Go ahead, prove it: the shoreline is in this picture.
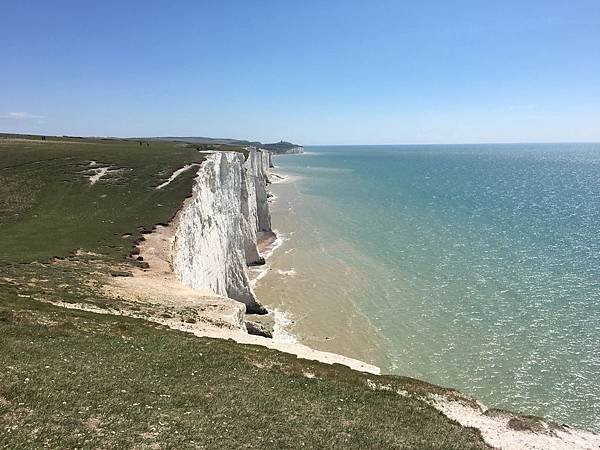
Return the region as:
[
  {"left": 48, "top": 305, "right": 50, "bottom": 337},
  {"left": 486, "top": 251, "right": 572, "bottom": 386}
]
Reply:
[
  {"left": 253, "top": 164, "right": 392, "bottom": 370},
  {"left": 101, "top": 152, "right": 381, "bottom": 375}
]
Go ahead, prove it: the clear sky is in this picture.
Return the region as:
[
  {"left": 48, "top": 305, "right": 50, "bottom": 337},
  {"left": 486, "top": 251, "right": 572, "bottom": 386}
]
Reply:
[{"left": 1, "top": 1, "right": 599, "bottom": 144}]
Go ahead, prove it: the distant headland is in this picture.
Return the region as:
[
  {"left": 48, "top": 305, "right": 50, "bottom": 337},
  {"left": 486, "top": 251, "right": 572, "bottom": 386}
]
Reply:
[{"left": 154, "top": 136, "right": 304, "bottom": 154}]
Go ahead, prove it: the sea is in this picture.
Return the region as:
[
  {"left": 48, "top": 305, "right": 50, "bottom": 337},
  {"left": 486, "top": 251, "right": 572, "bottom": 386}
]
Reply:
[{"left": 253, "top": 143, "right": 600, "bottom": 432}]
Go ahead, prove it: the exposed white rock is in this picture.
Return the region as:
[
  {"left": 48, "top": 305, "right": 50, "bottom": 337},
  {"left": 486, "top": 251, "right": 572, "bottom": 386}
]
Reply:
[
  {"left": 240, "top": 154, "right": 261, "bottom": 265},
  {"left": 427, "top": 394, "right": 600, "bottom": 450},
  {"left": 155, "top": 163, "right": 200, "bottom": 190},
  {"left": 263, "top": 145, "right": 304, "bottom": 155},
  {"left": 46, "top": 299, "right": 379, "bottom": 374},
  {"left": 282, "top": 146, "right": 304, "bottom": 154},
  {"left": 246, "top": 148, "right": 272, "bottom": 232},
  {"left": 171, "top": 151, "right": 271, "bottom": 314},
  {"left": 88, "top": 166, "right": 110, "bottom": 185}
]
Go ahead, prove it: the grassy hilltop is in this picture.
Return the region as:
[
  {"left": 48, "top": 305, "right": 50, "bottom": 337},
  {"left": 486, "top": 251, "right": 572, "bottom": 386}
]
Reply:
[
  {"left": 0, "top": 134, "right": 209, "bottom": 263},
  {"left": 0, "top": 135, "right": 490, "bottom": 449}
]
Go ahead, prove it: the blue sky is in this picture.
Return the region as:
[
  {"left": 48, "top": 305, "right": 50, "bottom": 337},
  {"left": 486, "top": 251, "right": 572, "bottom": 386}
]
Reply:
[{"left": 1, "top": 0, "right": 599, "bottom": 144}]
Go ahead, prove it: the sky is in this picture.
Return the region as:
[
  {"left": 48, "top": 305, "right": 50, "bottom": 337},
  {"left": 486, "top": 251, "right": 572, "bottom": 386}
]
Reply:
[{"left": 1, "top": 0, "right": 599, "bottom": 145}]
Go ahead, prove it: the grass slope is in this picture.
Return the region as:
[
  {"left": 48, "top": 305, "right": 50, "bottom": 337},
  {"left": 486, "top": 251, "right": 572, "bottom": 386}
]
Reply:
[
  {"left": 0, "top": 135, "right": 490, "bottom": 448},
  {"left": 0, "top": 135, "right": 211, "bottom": 263},
  {"left": 0, "top": 294, "right": 489, "bottom": 449}
]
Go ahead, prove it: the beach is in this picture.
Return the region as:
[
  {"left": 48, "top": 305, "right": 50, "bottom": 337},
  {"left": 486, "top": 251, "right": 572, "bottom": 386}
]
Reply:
[{"left": 252, "top": 164, "right": 391, "bottom": 370}]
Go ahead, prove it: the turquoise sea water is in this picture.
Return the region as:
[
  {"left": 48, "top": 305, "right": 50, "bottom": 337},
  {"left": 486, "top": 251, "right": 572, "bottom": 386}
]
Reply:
[{"left": 272, "top": 144, "right": 600, "bottom": 431}]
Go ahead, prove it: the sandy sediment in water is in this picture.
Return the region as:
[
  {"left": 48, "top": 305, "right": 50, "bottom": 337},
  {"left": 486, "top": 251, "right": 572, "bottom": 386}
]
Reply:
[
  {"left": 257, "top": 230, "right": 277, "bottom": 253},
  {"left": 252, "top": 170, "right": 392, "bottom": 369}
]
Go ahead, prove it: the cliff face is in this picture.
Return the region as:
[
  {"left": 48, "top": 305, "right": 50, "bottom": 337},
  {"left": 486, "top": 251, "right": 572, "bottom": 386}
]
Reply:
[
  {"left": 246, "top": 148, "right": 272, "bottom": 231},
  {"left": 279, "top": 146, "right": 304, "bottom": 154},
  {"left": 263, "top": 146, "right": 304, "bottom": 155},
  {"left": 171, "top": 149, "right": 271, "bottom": 314}
]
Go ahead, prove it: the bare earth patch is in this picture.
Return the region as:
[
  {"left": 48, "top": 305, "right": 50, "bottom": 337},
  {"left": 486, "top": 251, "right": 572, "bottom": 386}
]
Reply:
[
  {"left": 155, "top": 164, "right": 200, "bottom": 190},
  {"left": 427, "top": 393, "right": 600, "bottom": 450}
]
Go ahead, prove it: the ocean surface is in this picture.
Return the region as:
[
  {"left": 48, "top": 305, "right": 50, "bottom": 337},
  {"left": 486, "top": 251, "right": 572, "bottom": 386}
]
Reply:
[{"left": 254, "top": 143, "right": 600, "bottom": 432}]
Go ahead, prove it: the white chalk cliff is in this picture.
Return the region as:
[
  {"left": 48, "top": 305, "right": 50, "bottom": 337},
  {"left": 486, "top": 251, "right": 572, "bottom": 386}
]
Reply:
[
  {"left": 247, "top": 148, "right": 272, "bottom": 232},
  {"left": 281, "top": 145, "right": 304, "bottom": 154},
  {"left": 171, "top": 149, "right": 271, "bottom": 314}
]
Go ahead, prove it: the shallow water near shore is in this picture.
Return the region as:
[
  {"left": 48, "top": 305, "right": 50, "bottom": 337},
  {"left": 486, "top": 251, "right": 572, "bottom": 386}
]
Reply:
[
  {"left": 253, "top": 173, "right": 391, "bottom": 368},
  {"left": 255, "top": 143, "right": 600, "bottom": 432}
]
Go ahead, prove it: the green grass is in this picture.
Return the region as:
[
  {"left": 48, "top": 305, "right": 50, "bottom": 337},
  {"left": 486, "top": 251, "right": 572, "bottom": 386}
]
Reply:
[
  {"left": 0, "top": 292, "right": 489, "bottom": 449},
  {"left": 0, "top": 135, "right": 212, "bottom": 263},
  {"left": 0, "top": 135, "right": 491, "bottom": 448}
]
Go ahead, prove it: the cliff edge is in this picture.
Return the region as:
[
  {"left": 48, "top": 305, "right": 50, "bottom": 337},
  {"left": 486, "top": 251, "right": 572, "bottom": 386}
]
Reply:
[{"left": 172, "top": 150, "right": 269, "bottom": 314}]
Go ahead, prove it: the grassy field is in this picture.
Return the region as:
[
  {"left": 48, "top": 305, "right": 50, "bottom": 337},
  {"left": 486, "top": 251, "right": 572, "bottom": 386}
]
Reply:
[
  {"left": 0, "top": 135, "right": 490, "bottom": 448},
  {"left": 0, "top": 134, "right": 213, "bottom": 263},
  {"left": 0, "top": 292, "right": 489, "bottom": 449}
]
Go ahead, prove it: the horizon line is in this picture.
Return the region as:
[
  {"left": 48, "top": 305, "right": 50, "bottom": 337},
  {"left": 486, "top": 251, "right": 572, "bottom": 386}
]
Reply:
[{"left": 2, "top": 131, "right": 599, "bottom": 147}]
